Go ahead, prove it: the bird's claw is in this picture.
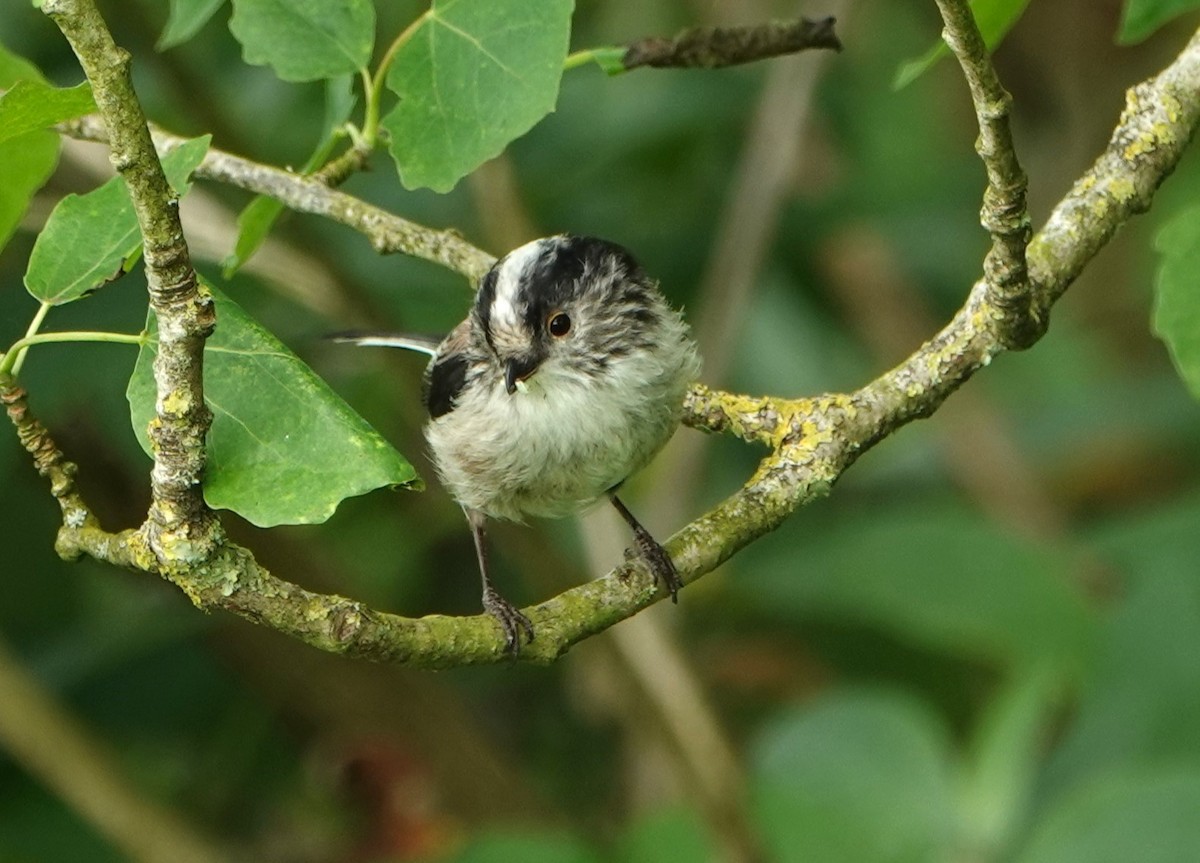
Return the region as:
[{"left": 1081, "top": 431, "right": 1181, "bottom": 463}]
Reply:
[
  {"left": 634, "top": 535, "right": 681, "bottom": 603},
  {"left": 483, "top": 588, "right": 534, "bottom": 655}
]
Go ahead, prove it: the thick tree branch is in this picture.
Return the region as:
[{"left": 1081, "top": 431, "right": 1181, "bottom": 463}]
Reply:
[
  {"left": 936, "top": 0, "right": 1035, "bottom": 348},
  {"left": 42, "top": 0, "right": 219, "bottom": 563},
  {"left": 23, "top": 22, "right": 1200, "bottom": 665}
]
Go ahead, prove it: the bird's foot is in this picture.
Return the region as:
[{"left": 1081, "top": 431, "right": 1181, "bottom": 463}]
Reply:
[
  {"left": 631, "top": 533, "right": 682, "bottom": 604},
  {"left": 483, "top": 587, "right": 534, "bottom": 655}
]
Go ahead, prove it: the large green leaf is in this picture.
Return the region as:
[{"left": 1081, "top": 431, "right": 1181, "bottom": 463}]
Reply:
[
  {"left": 751, "top": 689, "right": 957, "bottom": 863},
  {"left": 0, "top": 130, "right": 58, "bottom": 254},
  {"left": 127, "top": 285, "right": 419, "bottom": 527},
  {"left": 1016, "top": 770, "right": 1200, "bottom": 863},
  {"left": 894, "top": 0, "right": 1033, "bottom": 89},
  {"left": 1118, "top": 0, "right": 1200, "bottom": 44},
  {"left": 23, "top": 136, "right": 210, "bottom": 306},
  {"left": 228, "top": 0, "right": 374, "bottom": 82},
  {"left": 1045, "top": 495, "right": 1200, "bottom": 793},
  {"left": 729, "top": 505, "right": 1094, "bottom": 672},
  {"left": 382, "top": 0, "right": 574, "bottom": 192},
  {"left": 158, "top": 0, "right": 228, "bottom": 50},
  {"left": 0, "top": 43, "right": 61, "bottom": 253},
  {"left": 0, "top": 80, "right": 94, "bottom": 145},
  {"left": 959, "top": 667, "right": 1062, "bottom": 856},
  {"left": 1152, "top": 205, "right": 1200, "bottom": 399},
  {"left": 449, "top": 832, "right": 601, "bottom": 863},
  {"left": 614, "top": 806, "right": 714, "bottom": 863}
]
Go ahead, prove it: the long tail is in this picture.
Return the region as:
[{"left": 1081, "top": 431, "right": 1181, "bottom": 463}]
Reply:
[{"left": 326, "top": 330, "right": 441, "bottom": 357}]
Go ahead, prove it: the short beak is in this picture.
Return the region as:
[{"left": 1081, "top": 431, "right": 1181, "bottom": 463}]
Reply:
[{"left": 504, "top": 355, "right": 540, "bottom": 394}]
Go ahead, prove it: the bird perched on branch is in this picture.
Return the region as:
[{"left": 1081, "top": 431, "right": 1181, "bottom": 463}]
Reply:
[{"left": 335, "top": 235, "right": 701, "bottom": 653}]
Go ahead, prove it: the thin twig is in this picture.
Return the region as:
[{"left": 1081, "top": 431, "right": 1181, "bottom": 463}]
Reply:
[
  {"left": 936, "top": 0, "right": 1035, "bottom": 348},
  {"left": 622, "top": 16, "right": 842, "bottom": 70},
  {"left": 58, "top": 115, "right": 497, "bottom": 284}
]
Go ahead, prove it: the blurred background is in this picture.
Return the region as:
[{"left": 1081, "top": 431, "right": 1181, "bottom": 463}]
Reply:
[{"left": 3, "top": 0, "right": 1200, "bottom": 861}]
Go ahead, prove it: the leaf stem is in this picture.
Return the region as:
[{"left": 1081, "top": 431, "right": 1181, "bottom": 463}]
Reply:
[
  {"left": 1, "top": 330, "right": 146, "bottom": 375},
  {"left": 563, "top": 46, "right": 621, "bottom": 71},
  {"left": 8, "top": 302, "right": 53, "bottom": 377},
  {"left": 362, "top": 11, "right": 428, "bottom": 146}
]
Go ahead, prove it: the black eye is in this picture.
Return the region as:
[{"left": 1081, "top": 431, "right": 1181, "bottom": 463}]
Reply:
[{"left": 548, "top": 312, "right": 571, "bottom": 337}]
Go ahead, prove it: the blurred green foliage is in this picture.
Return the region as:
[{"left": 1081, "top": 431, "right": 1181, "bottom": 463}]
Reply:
[{"left": 3, "top": 1, "right": 1200, "bottom": 861}]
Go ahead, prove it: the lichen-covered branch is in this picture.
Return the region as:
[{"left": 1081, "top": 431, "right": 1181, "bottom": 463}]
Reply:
[
  {"left": 622, "top": 16, "right": 842, "bottom": 70},
  {"left": 42, "top": 0, "right": 218, "bottom": 563},
  {"left": 935, "top": 0, "right": 1035, "bottom": 348},
  {"left": 23, "top": 18, "right": 1200, "bottom": 665}
]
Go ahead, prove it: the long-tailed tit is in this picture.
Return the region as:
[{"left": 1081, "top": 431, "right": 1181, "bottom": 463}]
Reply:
[{"left": 335, "top": 235, "right": 701, "bottom": 652}]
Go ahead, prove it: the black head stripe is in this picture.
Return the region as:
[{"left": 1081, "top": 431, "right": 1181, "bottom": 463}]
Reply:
[
  {"left": 474, "top": 267, "right": 499, "bottom": 349},
  {"left": 519, "top": 236, "right": 646, "bottom": 332},
  {"left": 424, "top": 352, "right": 469, "bottom": 418}
]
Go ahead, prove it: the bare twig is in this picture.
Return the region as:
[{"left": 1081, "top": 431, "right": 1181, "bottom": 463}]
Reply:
[{"left": 623, "top": 16, "right": 842, "bottom": 70}]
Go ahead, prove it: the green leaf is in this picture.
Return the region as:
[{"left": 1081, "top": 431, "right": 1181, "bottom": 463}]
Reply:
[
  {"left": 1016, "top": 770, "right": 1200, "bottom": 863},
  {"left": 730, "top": 505, "right": 1094, "bottom": 672},
  {"left": 0, "top": 130, "right": 58, "bottom": 253},
  {"left": 1118, "top": 0, "right": 1200, "bottom": 43},
  {"left": 127, "top": 285, "right": 419, "bottom": 527},
  {"left": 23, "top": 136, "right": 210, "bottom": 306},
  {"left": 615, "top": 806, "right": 714, "bottom": 863},
  {"left": 382, "top": 0, "right": 574, "bottom": 192},
  {"left": 751, "top": 689, "right": 956, "bottom": 863},
  {"left": 893, "top": 0, "right": 1032, "bottom": 90},
  {"left": 0, "top": 41, "right": 45, "bottom": 87},
  {"left": 0, "top": 44, "right": 61, "bottom": 253},
  {"left": 158, "top": 0, "right": 228, "bottom": 50},
  {"left": 960, "top": 666, "right": 1062, "bottom": 856},
  {"left": 449, "top": 832, "right": 601, "bottom": 863},
  {"left": 222, "top": 76, "right": 355, "bottom": 277},
  {"left": 0, "top": 80, "right": 95, "bottom": 145},
  {"left": 228, "top": 0, "right": 374, "bottom": 82},
  {"left": 1046, "top": 495, "right": 1200, "bottom": 792},
  {"left": 1152, "top": 205, "right": 1200, "bottom": 399},
  {"left": 221, "top": 195, "right": 286, "bottom": 278}
]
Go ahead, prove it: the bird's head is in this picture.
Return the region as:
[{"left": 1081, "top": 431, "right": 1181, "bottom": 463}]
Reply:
[{"left": 472, "top": 235, "right": 663, "bottom": 395}]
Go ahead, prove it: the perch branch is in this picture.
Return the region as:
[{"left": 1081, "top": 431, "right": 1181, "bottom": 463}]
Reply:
[{"left": 24, "top": 21, "right": 1200, "bottom": 664}]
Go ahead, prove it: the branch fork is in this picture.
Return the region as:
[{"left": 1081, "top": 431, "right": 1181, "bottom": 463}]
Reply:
[{"left": 10, "top": 0, "right": 1200, "bottom": 664}]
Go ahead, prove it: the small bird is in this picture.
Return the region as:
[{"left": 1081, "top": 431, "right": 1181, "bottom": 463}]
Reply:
[{"left": 335, "top": 235, "right": 701, "bottom": 652}]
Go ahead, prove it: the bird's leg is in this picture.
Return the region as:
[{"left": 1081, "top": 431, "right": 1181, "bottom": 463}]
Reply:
[
  {"left": 608, "top": 493, "right": 681, "bottom": 603},
  {"left": 466, "top": 508, "right": 534, "bottom": 654}
]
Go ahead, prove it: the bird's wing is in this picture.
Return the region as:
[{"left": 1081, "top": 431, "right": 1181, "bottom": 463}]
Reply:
[{"left": 326, "top": 330, "right": 442, "bottom": 357}]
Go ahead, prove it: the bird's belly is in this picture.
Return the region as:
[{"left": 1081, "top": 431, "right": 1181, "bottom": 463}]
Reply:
[{"left": 426, "top": 379, "right": 680, "bottom": 522}]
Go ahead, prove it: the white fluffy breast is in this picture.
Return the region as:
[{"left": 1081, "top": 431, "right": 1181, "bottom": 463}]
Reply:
[{"left": 426, "top": 311, "right": 698, "bottom": 522}]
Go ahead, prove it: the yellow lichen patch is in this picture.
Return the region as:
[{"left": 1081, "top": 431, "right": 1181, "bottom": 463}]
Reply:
[
  {"left": 161, "top": 388, "right": 191, "bottom": 415},
  {"left": 1108, "top": 176, "right": 1137, "bottom": 203},
  {"left": 1163, "top": 91, "right": 1183, "bottom": 124},
  {"left": 1124, "top": 135, "right": 1156, "bottom": 160},
  {"left": 305, "top": 599, "right": 331, "bottom": 622}
]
